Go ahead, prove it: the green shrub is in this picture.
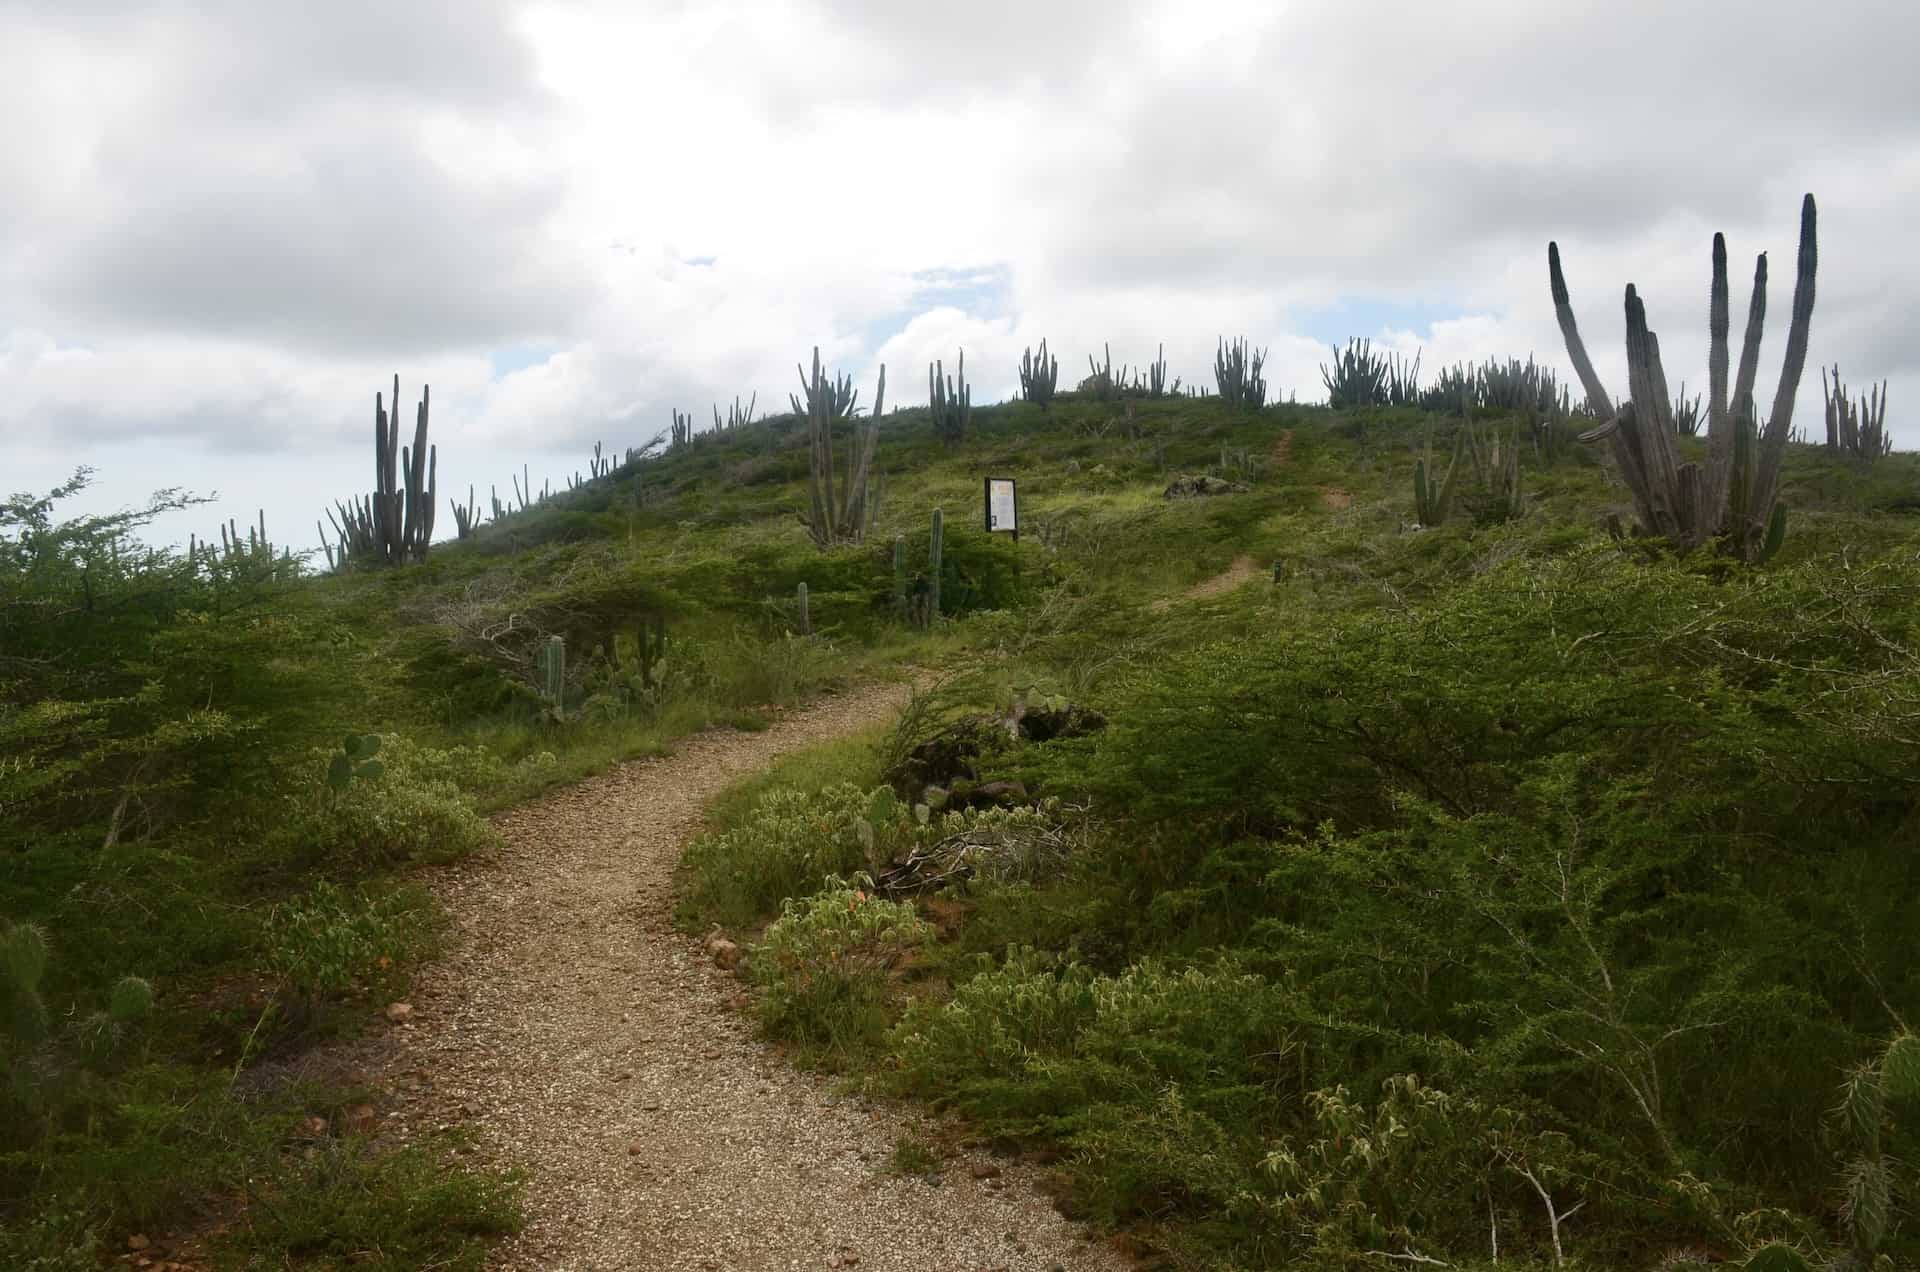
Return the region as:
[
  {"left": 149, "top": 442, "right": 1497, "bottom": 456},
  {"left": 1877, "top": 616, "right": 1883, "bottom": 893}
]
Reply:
[
  {"left": 712, "top": 629, "right": 842, "bottom": 708},
  {"left": 679, "top": 783, "right": 907, "bottom": 927},
  {"left": 681, "top": 781, "right": 1079, "bottom": 930},
  {"left": 265, "top": 880, "right": 436, "bottom": 1002},
  {"left": 277, "top": 733, "right": 502, "bottom": 868},
  {"left": 218, "top": 1136, "right": 522, "bottom": 1270},
  {"left": 751, "top": 880, "right": 932, "bottom": 1056},
  {"left": 0, "top": 1193, "right": 103, "bottom": 1270}
]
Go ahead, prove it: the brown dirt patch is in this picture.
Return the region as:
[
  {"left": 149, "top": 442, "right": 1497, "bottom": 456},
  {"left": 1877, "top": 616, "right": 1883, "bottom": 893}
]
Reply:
[
  {"left": 1270, "top": 428, "right": 1295, "bottom": 468},
  {"left": 1151, "top": 554, "right": 1262, "bottom": 611}
]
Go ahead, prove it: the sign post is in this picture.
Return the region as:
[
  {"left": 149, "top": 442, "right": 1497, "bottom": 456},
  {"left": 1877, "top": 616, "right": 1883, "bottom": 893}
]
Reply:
[{"left": 984, "top": 477, "right": 1018, "bottom": 542}]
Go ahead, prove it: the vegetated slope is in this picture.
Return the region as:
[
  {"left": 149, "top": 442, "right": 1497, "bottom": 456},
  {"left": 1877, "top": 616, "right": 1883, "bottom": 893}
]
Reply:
[{"left": 5, "top": 385, "right": 1919, "bottom": 1268}]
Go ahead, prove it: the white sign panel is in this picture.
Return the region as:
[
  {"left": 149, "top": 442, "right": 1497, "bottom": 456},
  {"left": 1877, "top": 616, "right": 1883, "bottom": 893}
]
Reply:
[{"left": 985, "top": 477, "right": 1018, "bottom": 535}]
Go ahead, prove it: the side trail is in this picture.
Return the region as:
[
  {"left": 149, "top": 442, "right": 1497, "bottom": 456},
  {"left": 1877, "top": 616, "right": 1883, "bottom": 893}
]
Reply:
[{"left": 366, "top": 681, "right": 1131, "bottom": 1271}]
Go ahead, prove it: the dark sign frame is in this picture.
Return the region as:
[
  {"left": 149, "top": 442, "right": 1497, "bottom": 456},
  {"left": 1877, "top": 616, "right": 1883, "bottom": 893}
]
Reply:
[{"left": 984, "top": 476, "right": 1018, "bottom": 540}]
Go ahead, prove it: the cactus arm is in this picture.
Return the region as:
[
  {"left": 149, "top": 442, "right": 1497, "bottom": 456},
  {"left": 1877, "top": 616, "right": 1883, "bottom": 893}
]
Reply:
[
  {"left": 1764, "top": 198, "right": 1819, "bottom": 443},
  {"left": 1547, "top": 243, "right": 1615, "bottom": 418},
  {"left": 1729, "top": 251, "right": 1768, "bottom": 428},
  {"left": 1618, "top": 290, "right": 1675, "bottom": 538},
  {"left": 841, "top": 364, "right": 885, "bottom": 540}
]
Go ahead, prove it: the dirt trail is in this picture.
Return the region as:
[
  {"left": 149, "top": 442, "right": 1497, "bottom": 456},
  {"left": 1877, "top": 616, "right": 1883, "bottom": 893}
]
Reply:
[
  {"left": 1151, "top": 554, "right": 1262, "bottom": 611},
  {"left": 369, "top": 682, "right": 1130, "bottom": 1271}
]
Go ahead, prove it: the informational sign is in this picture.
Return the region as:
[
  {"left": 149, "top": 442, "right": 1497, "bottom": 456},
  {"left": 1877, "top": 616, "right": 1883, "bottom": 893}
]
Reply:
[{"left": 985, "top": 477, "right": 1018, "bottom": 539}]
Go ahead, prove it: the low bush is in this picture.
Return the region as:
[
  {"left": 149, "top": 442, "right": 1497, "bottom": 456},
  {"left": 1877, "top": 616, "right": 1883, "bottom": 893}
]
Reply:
[
  {"left": 751, "top": 881, "right": 932, "bottom": 1057},
  {"left": 265, "top": 880, "right": 436, "bottom": 1004},
  {"left": 274, "top": 733, "right": 503, "bottom": 870},
  {"left": 217, "top": 1135, "right": 523, "bottom": 1270},
  {"left": 679, "top": 783, "right": 902, "bottom": 928}
]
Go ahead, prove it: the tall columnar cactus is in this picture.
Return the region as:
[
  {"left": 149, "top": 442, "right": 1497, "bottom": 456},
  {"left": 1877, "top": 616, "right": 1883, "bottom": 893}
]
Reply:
[
  {"left": 1214, "top": 337, "right": 1268, "bottom": 410},
  {"left": 713, "top": 392, "right": 757, "bottom": 433},
  {"left": 927, "top": 507, "right": 944, "bottom": 622},
  {"left": 1549, "top": 194, "right": 1816, "bottom": 561},
  {"left": 671, "top": 409, "right": 692, "bottom": 449},
  {"left": 796, "top": 582, "right": 811, "bottom": 635},
  {"left": 893, "top": 533, "right": 907, "bottom": 620},
  {"left": 451, "top": 486, "right": 479, "bottom": 539},
  {"left": 326, "top": 377, "right": 436, "bottom": 568},
  {"left": 1466, "top": 421, "right": 1526, "bottom": 523},
  {"left": 1147, "top": 343, "right": 1172, "bottom": 397},
  {"left": 1413, "top": 424, "right": 1467, "bottom": 527},
  {"left": 930, "top": 350, "right": 970, "bottom": 444},
  {"left": 1321, "top": 338, "right": 1393, "bottom": 409},
  {"left": 799, "top": 348, "right": 885, "bottom": 546},
  {"left": 1823, "top": 364, "right": 1891, "bottom": 460},
  {"left": 1020, "top": 340, "right": 1058, "bottom": 408},
  {"left": 538, "top": 635, "right": 566, "bottom": 708},
  {"left": 628, "top": 613, "right": 668, "bottom": 690},
  {"left": 590, "top": 441, "right": 611, "bottom": 479},
  {"left": 1085, "top": 343, "right": 1118, "bottom": 400}
]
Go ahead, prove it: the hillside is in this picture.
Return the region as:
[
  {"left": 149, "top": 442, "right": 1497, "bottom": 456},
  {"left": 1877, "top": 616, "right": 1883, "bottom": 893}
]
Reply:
[{"left": 6, "top": 373, "right": 1920, "bottom": 1269}]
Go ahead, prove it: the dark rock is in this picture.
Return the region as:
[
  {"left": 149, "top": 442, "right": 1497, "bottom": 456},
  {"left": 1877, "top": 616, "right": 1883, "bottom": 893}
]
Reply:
[
  {"left": 1164, "top": 474, "right": 1249, "bottom": 499},
  {"left": 953, "top": 779, "right": 1029, "bottom": 810},
  {"left": 1014, "top": 704, "right": 1105, "bottom": 744}
]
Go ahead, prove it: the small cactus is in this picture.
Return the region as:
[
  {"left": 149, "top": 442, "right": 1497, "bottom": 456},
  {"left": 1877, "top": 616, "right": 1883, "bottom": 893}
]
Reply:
[
  {"left": 2, "top": 921, "right": 51, "bottom": 1049},
  {"left": 796, "top": 582, "right": 811, "bottom": 635},
  {"left": 326, "top": 734, "right": 384, "bottom": 794},
  {"left": 927, "top": 508, "right": 944, "bottom": 623},
  {"left": 893, "top": 534, "right": 908, "bottom": 621},
  {"left": 538, "top": 635, "right": 566, "bottom": 710}
]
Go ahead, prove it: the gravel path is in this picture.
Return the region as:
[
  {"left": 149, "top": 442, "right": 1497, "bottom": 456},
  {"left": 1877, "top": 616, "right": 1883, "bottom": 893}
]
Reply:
[{"left": 371, "top": 682, "right": 1132, "bottom": 1271}]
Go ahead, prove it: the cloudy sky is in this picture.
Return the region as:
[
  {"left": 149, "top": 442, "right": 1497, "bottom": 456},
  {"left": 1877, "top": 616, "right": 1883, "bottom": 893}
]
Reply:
[{"left": 4, "top": 0, "right": 1916, "bottom": 550}]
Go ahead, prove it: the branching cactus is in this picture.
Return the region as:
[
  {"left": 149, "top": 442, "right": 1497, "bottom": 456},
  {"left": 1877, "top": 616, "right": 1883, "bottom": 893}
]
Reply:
[
  {"left": 927, "top": 508, "right": 944, "bottom": 623},
  {"left": 1147, "top": 343, "right": 1174, "bottom": 398},
  {"left": 1549, "top": 194, "right": 1816, "bottom": 560},
  {"left": 1214, "top": 337, "right": 1268, "bottom": 410},
  {"left": 1020, "top": 340, "right": 1058, "bottom": 408},
  {"left": 893, "top": 534, "right": 908, "bottom": 621},
  {"left": 671, "top": 409, "right": 692, "bottom": 449},
  {"left": 930, "top": 350, "right": 970, "bottom": 444},
  {"left": 799, "top": 348, "right": 885, "bottom": 546},
  {"left": 713, "top": 392, "right": 757, "bottom": 432},
  {"left": 1823, "top": 364, "right": 1891, "bottom": 460},
  {"left": 1413, "top": 424, "right": 1467, "bottom": 527},
  {"left": 1321, "top": 337, "right": 1392, "bottom": 409},
  {"left": 451, "top": 485, "right": 479, "bottom": 539}
]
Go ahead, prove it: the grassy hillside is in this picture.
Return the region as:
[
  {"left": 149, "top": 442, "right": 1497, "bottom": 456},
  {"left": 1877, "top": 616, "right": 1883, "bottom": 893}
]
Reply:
[{"left": 6, "top": 382, "right": 1920, "bottom": 1268}]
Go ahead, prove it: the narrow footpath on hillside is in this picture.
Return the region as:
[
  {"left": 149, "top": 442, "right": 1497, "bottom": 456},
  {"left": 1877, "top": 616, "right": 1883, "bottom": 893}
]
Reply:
[{"left": 366, "top": 681, "right": 1132, "bottom": 1271}]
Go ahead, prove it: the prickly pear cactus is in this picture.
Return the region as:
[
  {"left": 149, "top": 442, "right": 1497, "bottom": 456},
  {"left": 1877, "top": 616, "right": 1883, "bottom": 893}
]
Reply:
[{"left": 327, "top": 734, "right": 384, "bottom": 793}]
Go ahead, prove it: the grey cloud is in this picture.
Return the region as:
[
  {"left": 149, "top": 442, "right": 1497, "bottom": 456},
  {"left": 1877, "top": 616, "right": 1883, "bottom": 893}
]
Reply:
[
  {"left": 1034, "top": 3, "right": 1920, "bottom": 300},
  {"left": 1, "top": 1, "right": 594, "bottom": 357},
  {"left": 36, "top": 131, "right": 588, "bottom": 355}
]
